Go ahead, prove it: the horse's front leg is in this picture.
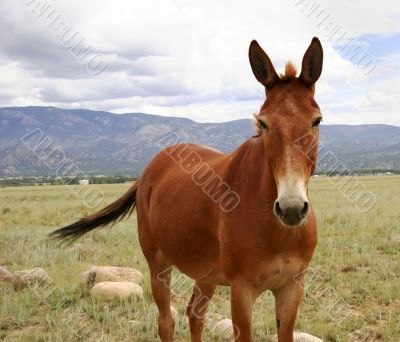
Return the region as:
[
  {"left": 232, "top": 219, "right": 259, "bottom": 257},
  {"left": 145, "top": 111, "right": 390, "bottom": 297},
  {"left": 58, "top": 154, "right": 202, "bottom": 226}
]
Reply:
[
  {"left": 230, "top": 280, "right": 257, "bottom": 342},
  {"left": 273, "top": 276, "right": 304, "bottom": 342}
]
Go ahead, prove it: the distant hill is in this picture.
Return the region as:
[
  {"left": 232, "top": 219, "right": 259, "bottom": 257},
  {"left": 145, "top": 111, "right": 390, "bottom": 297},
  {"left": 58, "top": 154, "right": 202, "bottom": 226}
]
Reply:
[{"left": 1, "top": 106, "right": 399, "bottom": 176}]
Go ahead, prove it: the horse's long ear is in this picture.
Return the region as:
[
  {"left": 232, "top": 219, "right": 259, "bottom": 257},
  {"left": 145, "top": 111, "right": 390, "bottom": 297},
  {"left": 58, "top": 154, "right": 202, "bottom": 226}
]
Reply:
[
  {"left": 299, "top": 37, "right": 323, "bottom": 87},
  {"left": 249, "top": 40, "right": 278, "bottom": 89}
]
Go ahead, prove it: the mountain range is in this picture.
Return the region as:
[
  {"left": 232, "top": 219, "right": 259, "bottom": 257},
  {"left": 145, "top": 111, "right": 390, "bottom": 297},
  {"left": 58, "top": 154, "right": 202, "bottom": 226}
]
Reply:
[{"left": 1, "top": 106, "right": 399, "bottom": 176}]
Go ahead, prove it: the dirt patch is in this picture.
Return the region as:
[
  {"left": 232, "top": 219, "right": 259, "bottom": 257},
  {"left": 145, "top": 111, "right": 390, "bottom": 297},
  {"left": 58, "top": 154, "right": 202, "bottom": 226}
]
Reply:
[
  {"left": 0, "top": 258, "right": 13, "bottom": 267},
  {"left": 341, "top": 266, "right": 358, "bottom": 273},
  {"left": 3, "top": 325, "right": 44, "bottom": 341}
]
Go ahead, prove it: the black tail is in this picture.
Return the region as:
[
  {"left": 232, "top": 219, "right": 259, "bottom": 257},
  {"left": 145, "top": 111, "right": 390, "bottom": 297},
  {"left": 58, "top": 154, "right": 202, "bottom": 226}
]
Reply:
[{"left": 49, "top": 182, "right": 138, "bottom": 243}]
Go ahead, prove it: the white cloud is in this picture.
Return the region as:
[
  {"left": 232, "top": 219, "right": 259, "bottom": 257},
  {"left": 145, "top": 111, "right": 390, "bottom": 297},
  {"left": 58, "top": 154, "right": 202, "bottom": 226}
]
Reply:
[{"left": 0, "top": 0, "right": 398, "bottom": 125}]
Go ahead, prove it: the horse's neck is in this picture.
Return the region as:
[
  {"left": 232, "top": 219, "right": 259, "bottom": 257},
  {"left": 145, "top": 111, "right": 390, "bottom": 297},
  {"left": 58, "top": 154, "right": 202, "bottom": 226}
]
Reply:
[{"left": 224, "top": 137, "right": 277, "bottom": 204}]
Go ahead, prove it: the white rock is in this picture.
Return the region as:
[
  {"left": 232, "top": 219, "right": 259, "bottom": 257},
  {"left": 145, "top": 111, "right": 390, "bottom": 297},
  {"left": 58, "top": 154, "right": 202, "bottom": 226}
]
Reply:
[
  {"left": 80, "top": 266, "right": 143, "bottom": 288},
  {"left": 272, "top": 331, "right": 324, "bottom": 342},
  {"left": 67, "top": 243, "right": 84, "bottom": 252},
  {"left": 294, "top": 332, "right": 324, "bottom": 342},
  {"left": 90, "top": 281, "right": 143, "bottom": 300},
  {"left": 213, "top": 318, "right": 234, "bottom": 340},
  {"left": 128, "top": 320, "right": 142, "bottom": 327},
  {"left": 170, "top": 305, "right": 179, "bottom": 321},
  {"left": 0, "top": 266, "right": 13, "bottom": 282},
  {"left": 12, "top": 268, "right": 50, "bottom": 289}
]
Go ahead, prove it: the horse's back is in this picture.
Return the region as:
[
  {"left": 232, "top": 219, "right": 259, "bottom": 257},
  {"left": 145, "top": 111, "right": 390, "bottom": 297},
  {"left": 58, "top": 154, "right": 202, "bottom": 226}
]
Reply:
[{"left": 138, "top": 143, "right": 224, "bottom": 197}]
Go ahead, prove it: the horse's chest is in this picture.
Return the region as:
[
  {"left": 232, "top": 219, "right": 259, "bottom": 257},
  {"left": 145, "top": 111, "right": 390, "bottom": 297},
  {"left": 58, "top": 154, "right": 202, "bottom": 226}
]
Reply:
[{"left": 256, "top": 256, "right": 307, "bottom": 291}]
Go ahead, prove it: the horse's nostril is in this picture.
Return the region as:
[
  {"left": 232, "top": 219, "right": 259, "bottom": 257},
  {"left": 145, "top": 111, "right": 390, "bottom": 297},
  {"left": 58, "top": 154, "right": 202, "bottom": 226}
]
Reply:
[
  {"left": 275, "top": 201, "right": 283, "bottom": 217},
  {"left": 301, "top": 202, "right": 309, "bottom": 217}
]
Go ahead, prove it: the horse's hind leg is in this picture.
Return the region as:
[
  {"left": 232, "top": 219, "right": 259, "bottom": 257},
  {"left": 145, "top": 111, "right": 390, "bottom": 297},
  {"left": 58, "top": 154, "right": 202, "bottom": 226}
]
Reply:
[
  {"left": 187, "top": 281, "right": 216, "bottom": 342},
  {"left": 147, "top": 250, "right": 175, "bottom": 342}
]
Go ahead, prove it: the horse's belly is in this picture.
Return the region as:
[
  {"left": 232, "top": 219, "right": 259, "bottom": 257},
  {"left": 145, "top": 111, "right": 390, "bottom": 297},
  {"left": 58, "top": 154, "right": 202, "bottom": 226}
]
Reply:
[{"left": 153, "top": 221, "right": 222, "bottom": 280}]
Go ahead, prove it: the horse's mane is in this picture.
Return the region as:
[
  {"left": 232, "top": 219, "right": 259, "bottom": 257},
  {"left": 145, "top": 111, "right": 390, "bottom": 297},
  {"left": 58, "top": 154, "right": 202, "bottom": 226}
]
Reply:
[{"left": 279, "top": 61, "right": 297, "bottom": 81}]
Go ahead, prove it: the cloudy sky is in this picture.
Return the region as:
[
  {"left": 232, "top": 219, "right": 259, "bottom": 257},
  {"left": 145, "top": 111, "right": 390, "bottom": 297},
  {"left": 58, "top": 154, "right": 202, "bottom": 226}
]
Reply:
[{"left": 0, "top": 0, "right": 399, "bottom": 125}]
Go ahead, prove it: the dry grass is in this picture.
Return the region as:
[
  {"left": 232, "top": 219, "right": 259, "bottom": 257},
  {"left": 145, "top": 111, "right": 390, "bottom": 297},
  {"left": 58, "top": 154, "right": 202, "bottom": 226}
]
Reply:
[{"left": 0, "top": 176, "right": 399, "bottom": 341}]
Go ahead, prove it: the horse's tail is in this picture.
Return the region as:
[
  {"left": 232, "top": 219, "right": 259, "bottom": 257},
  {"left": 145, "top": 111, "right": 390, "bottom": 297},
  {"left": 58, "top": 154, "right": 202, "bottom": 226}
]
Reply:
[{"left": 49, "top": 181, "right": 139, "bottom": 243}]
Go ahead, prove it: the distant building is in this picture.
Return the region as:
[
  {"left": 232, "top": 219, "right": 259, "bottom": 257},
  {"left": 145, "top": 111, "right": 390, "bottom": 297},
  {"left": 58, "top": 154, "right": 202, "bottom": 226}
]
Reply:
[{"left": 79, "top": 179, "right": 89, "bottom": 185}]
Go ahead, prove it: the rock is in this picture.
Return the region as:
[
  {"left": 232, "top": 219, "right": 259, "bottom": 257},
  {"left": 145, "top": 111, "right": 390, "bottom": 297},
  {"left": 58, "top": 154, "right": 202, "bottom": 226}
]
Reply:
[
  {"left": 272, "top": 331, "right": 324, "bottom": 342},
  {"left": 293, "top": 332, "right": 324, "bottom": 342},
  {"left": 80, "top": 266, "right": 143, "bottom": 288},
  {"left": 128, "top": 320, "right": 142, "bottom": 328},
  {"left": 213, "top": 318, "right": 234, "bottom": 340},
  {"left": 12, "top": 268, "right": 50, "bottom": 290},
  {"left": 170, "top": 305, "right": 179, "bottom": 321},
  {"left": 0, "top": 266, "right": 13, "bottom": 282},
  {"left": 90, "top": 281, "right": 143, "bottom": 300},
  {"left": 67, "top": 243, "right": 84, "bottom": 252}
]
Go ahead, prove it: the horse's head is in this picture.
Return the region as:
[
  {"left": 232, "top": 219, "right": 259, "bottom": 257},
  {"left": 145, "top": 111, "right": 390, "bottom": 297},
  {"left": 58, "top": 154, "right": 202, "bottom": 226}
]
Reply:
[{"left": 249, "top": 37, "right": 323, "bottom": 227}]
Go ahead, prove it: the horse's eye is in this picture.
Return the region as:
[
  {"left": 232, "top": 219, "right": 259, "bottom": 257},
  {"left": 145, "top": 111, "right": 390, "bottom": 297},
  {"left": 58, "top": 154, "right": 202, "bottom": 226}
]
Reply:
[
  {"left": 312, "top": 117, "right": 322, "bottom": 128},
  {"left": 259, "top": 120, "right": 268, "bottom": 132}
]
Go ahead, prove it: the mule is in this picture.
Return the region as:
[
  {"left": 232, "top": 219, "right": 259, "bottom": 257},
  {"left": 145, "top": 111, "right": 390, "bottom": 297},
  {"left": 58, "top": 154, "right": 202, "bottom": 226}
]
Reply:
[{"left": 51, "top": 37, "right": 323, "bottom": 342}]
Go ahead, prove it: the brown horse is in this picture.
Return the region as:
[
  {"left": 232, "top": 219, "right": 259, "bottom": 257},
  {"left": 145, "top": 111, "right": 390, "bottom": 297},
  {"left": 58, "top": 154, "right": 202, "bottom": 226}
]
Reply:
[{"left": 51, "top": 37, "right": 323, "bottom": 342}]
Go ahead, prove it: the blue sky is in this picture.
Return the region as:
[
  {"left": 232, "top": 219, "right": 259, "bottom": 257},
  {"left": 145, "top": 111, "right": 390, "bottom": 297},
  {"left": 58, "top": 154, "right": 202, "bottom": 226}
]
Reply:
[
  {"left": 342, "top": 33, "right": 400, "bottom": 59},
  {"left": 0, "top": 0, "right": 398, "bottom": 125}
]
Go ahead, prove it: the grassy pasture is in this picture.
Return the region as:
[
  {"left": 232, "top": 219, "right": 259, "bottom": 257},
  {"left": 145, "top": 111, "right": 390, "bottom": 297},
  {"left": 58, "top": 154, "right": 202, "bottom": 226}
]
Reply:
[{"left": 0, "top": 176, "right": 399, "bottom": 341}]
